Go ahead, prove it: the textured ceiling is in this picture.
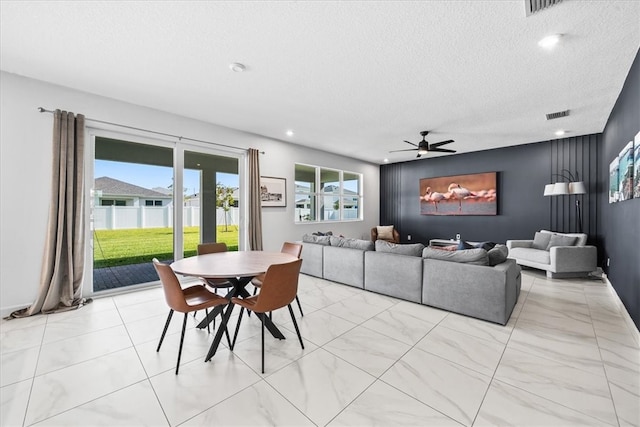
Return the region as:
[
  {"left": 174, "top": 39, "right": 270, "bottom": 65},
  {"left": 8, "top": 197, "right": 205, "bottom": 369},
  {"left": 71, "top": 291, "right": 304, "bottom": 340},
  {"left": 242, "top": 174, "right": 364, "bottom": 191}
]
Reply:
[{"left": 1, "top": 1, "right": 639, "bottom": 164}]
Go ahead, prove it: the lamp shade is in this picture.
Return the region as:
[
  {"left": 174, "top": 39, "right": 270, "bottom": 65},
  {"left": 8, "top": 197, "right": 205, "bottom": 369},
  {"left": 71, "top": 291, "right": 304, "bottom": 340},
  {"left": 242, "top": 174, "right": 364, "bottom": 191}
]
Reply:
[
  {"left": 552, "top": 182, "right": 570, "bottom": 195},
  {"left": 544, "top": 184, "right": 555, "bottom": 196},
  {"left": 569, "top": 181, "right": 586, "bottom": 194}
]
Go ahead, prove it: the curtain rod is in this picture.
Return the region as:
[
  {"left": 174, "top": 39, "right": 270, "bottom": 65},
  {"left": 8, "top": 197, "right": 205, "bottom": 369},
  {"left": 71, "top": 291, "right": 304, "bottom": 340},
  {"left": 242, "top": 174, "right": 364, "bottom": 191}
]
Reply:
[{"left": 37, "top": 107, "right": 264, "bottom": 154}]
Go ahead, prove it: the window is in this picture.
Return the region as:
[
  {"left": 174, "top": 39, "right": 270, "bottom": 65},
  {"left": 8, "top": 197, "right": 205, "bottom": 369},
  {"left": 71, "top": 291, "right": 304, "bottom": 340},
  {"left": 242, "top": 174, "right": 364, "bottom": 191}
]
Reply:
[
  {"left": 101, "top": 199, "right": 126, "bottom": 206},
  {"left": 145, "top": 200, "right": 163, "bottom": 206},
  {"left": 295, "top": 163, "right": 362, "bottom": 223}
]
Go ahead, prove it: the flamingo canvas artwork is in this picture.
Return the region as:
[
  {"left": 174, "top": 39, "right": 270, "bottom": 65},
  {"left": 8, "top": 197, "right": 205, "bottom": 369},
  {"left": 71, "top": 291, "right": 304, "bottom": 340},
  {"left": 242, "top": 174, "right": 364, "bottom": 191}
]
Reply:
[{"left": 419, "top": 172, "right": 498, "bottom": 215}]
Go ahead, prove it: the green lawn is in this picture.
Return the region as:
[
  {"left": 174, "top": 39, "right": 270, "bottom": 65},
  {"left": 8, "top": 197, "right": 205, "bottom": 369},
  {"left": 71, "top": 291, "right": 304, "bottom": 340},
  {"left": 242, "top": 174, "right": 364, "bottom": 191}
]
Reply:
[{"left": 93, "top": 226, "right": 239, "bottom": 268}]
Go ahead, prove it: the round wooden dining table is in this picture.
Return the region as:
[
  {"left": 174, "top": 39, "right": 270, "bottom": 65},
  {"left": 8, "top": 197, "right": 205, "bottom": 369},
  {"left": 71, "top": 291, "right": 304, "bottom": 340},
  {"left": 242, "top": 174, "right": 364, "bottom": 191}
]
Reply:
[
  {"left": 170, "top": 250, "right": 298, "bottom": 362},
  {"left": 171, "top": 251, "right": 298, "bottom": 280}
]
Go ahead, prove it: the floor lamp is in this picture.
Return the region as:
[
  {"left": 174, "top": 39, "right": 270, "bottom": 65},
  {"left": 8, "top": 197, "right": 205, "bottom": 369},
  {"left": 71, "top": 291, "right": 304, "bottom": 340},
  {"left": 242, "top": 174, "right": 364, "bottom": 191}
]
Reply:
[{"left": 543, "top": 170, "right": 587, "bottom": 233}]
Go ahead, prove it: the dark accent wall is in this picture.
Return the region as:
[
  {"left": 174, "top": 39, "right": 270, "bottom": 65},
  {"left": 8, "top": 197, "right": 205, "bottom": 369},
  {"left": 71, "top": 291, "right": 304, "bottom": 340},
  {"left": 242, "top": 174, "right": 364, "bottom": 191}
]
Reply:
[
  {"left": 380, "top": 50, "right": 638, "bottom": 329},
  {"left": 601, "top": 49, "right": 639, "bottom": 330},
  {"left": 549, "top": 135, "right": 600, "bottom": 243},
  {"left": 381, "top": 135, "right": 599, "bottom": 247}
]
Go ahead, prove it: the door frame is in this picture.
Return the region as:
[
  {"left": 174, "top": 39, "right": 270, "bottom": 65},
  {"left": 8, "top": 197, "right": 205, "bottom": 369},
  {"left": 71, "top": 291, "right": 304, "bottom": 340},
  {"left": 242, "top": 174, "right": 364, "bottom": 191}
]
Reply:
[{"left": 84, "top": 126, "right": 246, "bottom": 298}]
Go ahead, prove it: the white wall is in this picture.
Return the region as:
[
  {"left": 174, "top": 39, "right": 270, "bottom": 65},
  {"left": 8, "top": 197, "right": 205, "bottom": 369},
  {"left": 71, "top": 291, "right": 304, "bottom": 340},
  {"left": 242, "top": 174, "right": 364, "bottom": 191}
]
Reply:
[{"left": 0, "top": 71, "right": 380, "bottom": 316}]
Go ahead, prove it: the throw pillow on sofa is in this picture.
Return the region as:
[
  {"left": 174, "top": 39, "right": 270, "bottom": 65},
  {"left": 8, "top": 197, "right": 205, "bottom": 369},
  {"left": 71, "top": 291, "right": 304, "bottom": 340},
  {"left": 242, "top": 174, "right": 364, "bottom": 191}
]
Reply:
[
  {"left": 330, "top": 236, "right": 375, "bottom": 251},
  {"left": 430, "top": 245, "right": 458, "bottom": 251},
  {"left": 457, "top": 240, "right": 475, "bottom": 250},
  {"left": 546, "top": 234, "right": 577, "bottom": 250},
  {"left": 487, "top": 244, "right": 509, "bottom": 266},
  {"left": 532, "top": 231, "right": 552, "bottom": 250},
  {"left": 375, "top": 240, "right": 425, "bottom": 257},
  {"left": 376, "top": 225, "right": 395, "bottom": 241},
  {"left": 422, "top": 247, "right": 489, "bottom": 266},
  {"left": 302, "top": 234, "right": 331, "bottom": 245},
  {"left": 474, "top": 241, "right": 496, "bottom": 251}
]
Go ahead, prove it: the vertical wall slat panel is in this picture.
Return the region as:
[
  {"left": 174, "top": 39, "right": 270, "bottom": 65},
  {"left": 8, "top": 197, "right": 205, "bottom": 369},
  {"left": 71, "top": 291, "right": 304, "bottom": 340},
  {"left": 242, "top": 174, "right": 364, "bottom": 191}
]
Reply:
[
  {"left": 380, "top": 163, "right": 402, "bottom": 228},
  {"left": 549, "top": 134, "right": 598, "bottom": 236}
]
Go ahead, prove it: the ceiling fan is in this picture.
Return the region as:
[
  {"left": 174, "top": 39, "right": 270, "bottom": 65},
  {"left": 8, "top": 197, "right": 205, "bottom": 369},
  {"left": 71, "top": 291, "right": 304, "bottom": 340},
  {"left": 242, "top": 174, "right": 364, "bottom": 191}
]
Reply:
[{"left": 390, "top": 131, "right": 456, "bottom": 158}]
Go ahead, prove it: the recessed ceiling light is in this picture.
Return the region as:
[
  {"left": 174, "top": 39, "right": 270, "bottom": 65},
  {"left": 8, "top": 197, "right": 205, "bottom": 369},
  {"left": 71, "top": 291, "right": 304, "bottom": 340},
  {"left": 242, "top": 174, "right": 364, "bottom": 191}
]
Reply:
[
  {"left": 555, "top": 130, "right": 566, "bottom": 136},
  {"left": 383, "top": 158, "right": 389, "bottom": 163},
  {"left": 229, "top": 62, "right": 246, "bottom": 72},
  {"left": 538, "top": 34, "right": 562, "bottom": 49},
  {"left": 286, "top": 130, "right": 294, "bottom": 137}
]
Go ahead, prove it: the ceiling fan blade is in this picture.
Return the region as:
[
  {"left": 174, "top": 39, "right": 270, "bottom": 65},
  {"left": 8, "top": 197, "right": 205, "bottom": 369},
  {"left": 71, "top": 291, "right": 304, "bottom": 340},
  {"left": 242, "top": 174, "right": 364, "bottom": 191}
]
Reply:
[
  {"left": 430, "top": 148, "right": 457, "bottom": 153},
  {"left": 389, "top": 148, "right": 418, "bottom": 153},
  {"left": 430, "top": 139, "right": 454, "bottom": 148},
  {"left": 403, "top": 140, "right": 419, "bottom": 147}
]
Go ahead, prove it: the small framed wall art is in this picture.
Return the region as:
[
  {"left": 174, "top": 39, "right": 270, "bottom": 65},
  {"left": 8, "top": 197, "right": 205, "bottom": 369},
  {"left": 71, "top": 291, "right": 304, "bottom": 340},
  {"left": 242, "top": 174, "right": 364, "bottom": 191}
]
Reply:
[{"left": 260, "top": 176, "right": 286, "bottom": 207}]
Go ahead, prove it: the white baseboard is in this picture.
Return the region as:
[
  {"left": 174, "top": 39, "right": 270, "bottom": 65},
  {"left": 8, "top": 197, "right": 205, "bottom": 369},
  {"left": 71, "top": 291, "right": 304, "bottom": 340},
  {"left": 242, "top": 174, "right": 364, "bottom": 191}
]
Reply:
[{"left": 603, "top": 273, "right": 640, "bottom": 346}]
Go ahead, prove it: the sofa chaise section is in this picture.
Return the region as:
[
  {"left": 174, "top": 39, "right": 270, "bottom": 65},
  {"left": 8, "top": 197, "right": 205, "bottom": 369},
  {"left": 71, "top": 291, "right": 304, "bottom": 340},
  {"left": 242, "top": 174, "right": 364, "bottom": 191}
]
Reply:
[
  {"left": 300, "top": 240, "right": 323, "bottom": 277},
  {"left": 364, "top": 251, "right": 423, "bottom": 303},
  {"left": 422, "top": 258, "right": 521, "bottom": 325},
  {"left": 322, "top": 245, "right": 366, "bottom": 288}
]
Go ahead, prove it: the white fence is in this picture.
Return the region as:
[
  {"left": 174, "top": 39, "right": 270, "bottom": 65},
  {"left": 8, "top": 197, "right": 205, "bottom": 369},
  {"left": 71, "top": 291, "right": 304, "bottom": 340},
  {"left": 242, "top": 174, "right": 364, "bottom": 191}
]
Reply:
[{"left": 93, "top": 206, "right": 239, "bottom": 230}]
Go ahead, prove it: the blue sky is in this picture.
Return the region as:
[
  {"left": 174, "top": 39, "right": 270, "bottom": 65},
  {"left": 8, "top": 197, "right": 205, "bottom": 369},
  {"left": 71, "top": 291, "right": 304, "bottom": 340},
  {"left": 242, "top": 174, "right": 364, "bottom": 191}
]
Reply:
[{"left": 95, "top": 160, "right": 238, "bottom": 195}]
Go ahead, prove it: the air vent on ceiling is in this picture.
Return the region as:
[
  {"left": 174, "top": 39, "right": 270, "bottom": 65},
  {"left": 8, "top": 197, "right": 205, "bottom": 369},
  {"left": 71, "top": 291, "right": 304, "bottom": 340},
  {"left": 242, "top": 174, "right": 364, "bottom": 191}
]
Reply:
[
  {"left": 546, "top": 109, "right": 569, "bottom": 120},
  {"left": 525, "top": 0, "right": 563, "bottom": 16}
]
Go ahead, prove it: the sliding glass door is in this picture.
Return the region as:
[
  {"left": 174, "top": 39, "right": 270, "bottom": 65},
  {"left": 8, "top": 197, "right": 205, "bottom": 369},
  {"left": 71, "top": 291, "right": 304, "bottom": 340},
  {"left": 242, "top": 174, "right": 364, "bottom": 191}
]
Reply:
[
  {"left": 90, "top": 134, "right": 240, "bottom": 293},
  {"left": 182, "top": 149, "right": 240, "bottom": 258}
]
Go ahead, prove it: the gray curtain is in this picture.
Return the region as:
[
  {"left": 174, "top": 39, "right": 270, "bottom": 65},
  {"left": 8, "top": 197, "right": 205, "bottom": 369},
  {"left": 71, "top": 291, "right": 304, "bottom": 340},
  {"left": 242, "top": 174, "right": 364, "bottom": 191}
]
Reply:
[
  {"left": 9, "top": 110, "right": 88, "bottom": 318},
  {"left": 248, "top": 148, "right": 263, "bottom": 250}
]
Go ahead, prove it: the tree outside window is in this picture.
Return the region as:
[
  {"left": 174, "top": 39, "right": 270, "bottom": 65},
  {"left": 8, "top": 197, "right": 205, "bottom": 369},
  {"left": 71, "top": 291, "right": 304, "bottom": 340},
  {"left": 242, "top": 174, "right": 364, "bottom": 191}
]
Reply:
[{"left": 216, "top": 183, "right": 235, "bottom": 231}]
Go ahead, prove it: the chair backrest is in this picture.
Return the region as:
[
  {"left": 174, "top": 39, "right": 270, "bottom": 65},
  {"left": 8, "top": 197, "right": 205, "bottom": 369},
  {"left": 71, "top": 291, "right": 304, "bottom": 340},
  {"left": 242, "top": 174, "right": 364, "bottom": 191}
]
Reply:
[
  {"left": 281, "top": 241, "right": 302, "bottom": 258},
  {"left": 197, "top": 242, "right": 228, "bottom": 255},
  {"left": 250, "top": 259, "right": 303, "bottom": 313},
  {"left": 152, "top": 258, "right": 189, "bottom": 312}
]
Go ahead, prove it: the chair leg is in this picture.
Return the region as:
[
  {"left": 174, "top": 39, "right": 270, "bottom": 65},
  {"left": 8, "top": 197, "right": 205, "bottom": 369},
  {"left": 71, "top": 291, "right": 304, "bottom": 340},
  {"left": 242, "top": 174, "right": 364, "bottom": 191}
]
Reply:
[
  {"left": 261, "top": 313, "right": 265, "bottom": 374},
  {"left": 205, "top": 308, "right": 210, "bottom": 334},
  {"left": 295, "top": 295, "right": 304, "bottom": 317},
  {"left": 205, "top": 303, "right": 235, "bottom": 362},
  {"left": 248, "top": 288, "right": 255, "bottom": 317},
  {"left": 223, "top": 311, "right": 232, "bottom": 349},
  {"left": 231, "top": 307, "right": 245, "bottom": 351},
  {"left": 176, "top": 313, "right": 188, "bottom": 375},
  {"left": 288, "top": 304, "right": 304, "bottom": 349},
  {"left": 157, "top": 309, "right": 174, "bottom": 352}
]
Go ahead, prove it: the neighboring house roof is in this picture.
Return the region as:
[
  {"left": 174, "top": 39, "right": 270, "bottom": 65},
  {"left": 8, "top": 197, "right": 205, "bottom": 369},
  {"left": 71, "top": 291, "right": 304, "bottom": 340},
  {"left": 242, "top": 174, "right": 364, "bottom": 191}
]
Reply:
[
  {"left": 295, "top": 183, "right": 358, "bottom": 195},
  {"left": 152, "top": 186, "right": 172, "bottom": 195},
  {"left": 95, "top": 177, "right": 171, "bottom": 198}
]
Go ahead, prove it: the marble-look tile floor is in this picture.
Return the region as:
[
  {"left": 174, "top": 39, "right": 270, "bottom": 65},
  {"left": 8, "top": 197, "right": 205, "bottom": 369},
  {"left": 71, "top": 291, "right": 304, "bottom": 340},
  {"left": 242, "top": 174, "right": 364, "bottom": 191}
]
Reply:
[{"left": 1, "top": 270, "right": 638, "bottom": 426}]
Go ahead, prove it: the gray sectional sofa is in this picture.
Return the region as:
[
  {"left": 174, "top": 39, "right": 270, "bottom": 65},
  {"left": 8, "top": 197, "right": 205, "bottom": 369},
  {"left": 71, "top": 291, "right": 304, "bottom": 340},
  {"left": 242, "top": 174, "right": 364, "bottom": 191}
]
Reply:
[{"left": 300, "top": 236, "right": 521, "bottom": 325}]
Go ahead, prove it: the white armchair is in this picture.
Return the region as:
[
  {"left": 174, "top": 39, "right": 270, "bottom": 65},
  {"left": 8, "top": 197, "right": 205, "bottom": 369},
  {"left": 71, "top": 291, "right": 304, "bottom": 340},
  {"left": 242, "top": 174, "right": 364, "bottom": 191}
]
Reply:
[{"left": 507, "top": 230, "right": 597, "bottom": 279}]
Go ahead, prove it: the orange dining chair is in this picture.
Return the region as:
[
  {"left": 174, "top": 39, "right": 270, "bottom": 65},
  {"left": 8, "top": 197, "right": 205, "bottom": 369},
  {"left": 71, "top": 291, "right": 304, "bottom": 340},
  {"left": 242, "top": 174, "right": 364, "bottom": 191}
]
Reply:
[
  {"left": 231, "top": 259, "right": 304, "bottom": 373},
  {"left": 251, "top": 242, "right": 304, "bottom": 317},
  {"left": 152, "top": 258, "right": 232, "bottom": 374},
  {"left": 197, "top": 242, "right": 234, "bottom": 292},
  {"left": 195, "top": 242, "right": 234, "bottom": 326}
]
